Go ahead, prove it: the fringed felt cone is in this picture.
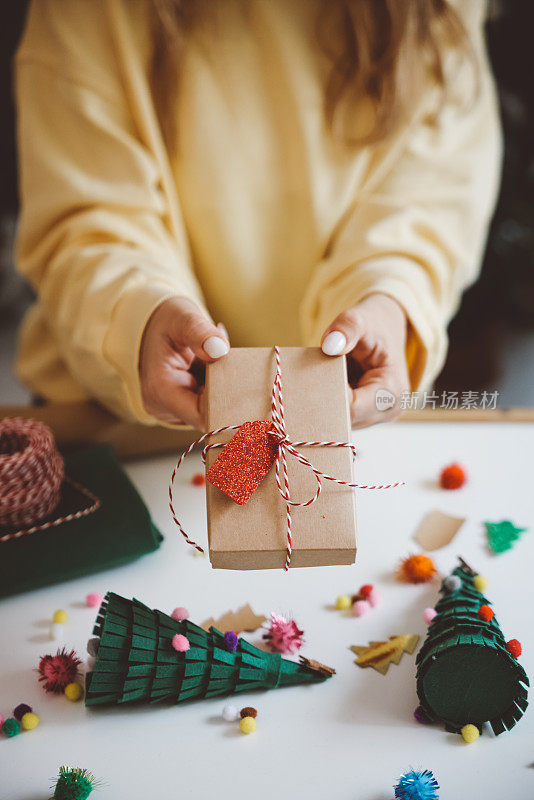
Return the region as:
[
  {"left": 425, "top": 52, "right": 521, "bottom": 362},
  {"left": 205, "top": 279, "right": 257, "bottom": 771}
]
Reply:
[
  {"left": 416, "top": 563, "right": 528, "bottom": 735},
  {"left": 85, "top": 593, "right": 334, "bottom": 707}
]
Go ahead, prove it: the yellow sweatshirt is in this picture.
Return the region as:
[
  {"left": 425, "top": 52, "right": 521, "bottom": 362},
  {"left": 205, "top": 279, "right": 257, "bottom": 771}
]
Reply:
[{"left": 15, "top": 0, "right": 501, "bottom": 425}]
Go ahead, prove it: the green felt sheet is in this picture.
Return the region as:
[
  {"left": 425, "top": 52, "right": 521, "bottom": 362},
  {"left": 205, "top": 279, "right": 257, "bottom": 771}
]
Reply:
[
  {"left": 85, "top": 593, "right": 330, "bottom": 708},
  {"left": 0, "top": 445, "right": 162, "bottom": 598},
  {"left": 416, "top": 566, "right": 529, "bottom": 734}
]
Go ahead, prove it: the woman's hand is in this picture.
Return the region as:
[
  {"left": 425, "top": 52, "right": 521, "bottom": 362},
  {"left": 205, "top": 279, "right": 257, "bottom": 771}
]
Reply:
[
  {"left": 321, "top": 293, "right": 409, "bottom": 427},
  {"left": 139, "top": 296, "right": 229, "bottom": 429}
]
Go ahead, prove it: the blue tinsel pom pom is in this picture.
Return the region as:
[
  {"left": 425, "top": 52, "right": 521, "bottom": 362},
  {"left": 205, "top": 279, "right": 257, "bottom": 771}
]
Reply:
[{"left": 395, "top": 770, "right": 439, "bottom": 800}]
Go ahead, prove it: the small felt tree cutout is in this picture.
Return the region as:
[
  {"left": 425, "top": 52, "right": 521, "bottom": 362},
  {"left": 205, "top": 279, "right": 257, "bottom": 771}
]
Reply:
[
  {"left": 485, "top": 520, "right": 527, "bottom": 554},
  {"left": 85, "top": 593, "right": 333, "bottom": 707},
  {"left": 351, "top": 635, "right": 420, "bottom": 675},
  {"left": 416, "top": 561, "right": 529, "bottom": 735}
]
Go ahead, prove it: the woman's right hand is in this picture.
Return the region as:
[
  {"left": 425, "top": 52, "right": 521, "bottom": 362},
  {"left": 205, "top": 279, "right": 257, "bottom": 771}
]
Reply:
[{"left": 139, "top": 296, "right": 229, "bottom": 429}]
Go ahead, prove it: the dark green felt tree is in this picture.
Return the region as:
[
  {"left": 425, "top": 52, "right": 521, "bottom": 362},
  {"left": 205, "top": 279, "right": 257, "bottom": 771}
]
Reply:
[
  {"left": 85, "top": 593, "right": 332, "bottom": 707},
  {"left": 416, "top": 563, "right": 529, "bottom": 735}
]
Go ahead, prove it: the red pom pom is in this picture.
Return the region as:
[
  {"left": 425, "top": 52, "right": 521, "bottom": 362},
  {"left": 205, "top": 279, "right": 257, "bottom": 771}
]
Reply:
[
  {"left": 439, "top": 463, "right": 466, "bottom": 490},
  {"left": 359, "top": 584, "right": 374, "bottom": 599},
  {"left": 38, "top": 648, "right": 82, "bottom": 694},
  {"left": 477, "top": 604, "right": 494, "bottom": 621},
  {"left": 191, "top": 473, "right": 206, "bottom": 486},
  {"left": 506, "top": 639, "right": 522, "bottom": 658}
]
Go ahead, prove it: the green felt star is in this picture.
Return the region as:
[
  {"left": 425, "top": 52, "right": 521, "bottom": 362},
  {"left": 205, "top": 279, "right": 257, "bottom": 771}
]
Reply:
[{"left": 485, "top": 520, "right": 527, "bottom": 554}]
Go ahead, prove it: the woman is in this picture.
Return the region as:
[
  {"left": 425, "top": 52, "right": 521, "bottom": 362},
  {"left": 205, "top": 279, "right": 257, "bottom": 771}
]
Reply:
[{"left": 14, "top": 0, "right": 501, "bottom": 429}]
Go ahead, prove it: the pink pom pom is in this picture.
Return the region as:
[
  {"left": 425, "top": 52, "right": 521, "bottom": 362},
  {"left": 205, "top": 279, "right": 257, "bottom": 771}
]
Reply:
[
  {"left": 263, "top": 613, "right": 304, "bottom": 654},
  {"left": 86, "top": 593, "right": 104, "bottom": 608},
  {"left": 0, "top": 714, "right": 4, "bottom": 726},
  {"left": 352, "top": 600, "right": 370, "bottom": 617},
  {"left": 171, "top": 607, "right": 189, "bottom": 622},
  {"left": 367, "top": 588, "right": 381, "bottom": 608},
  {"left": 172, "top": 634, "right": 190, "bottom": 652},
  {"left": 423, "top": 607, "right": 437, "bottom": 624}
]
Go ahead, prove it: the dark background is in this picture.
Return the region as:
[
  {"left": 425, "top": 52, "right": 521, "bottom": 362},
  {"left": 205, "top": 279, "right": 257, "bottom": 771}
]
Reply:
[{"left": 1, "top": 1, "right": 533, "bottom": 402}]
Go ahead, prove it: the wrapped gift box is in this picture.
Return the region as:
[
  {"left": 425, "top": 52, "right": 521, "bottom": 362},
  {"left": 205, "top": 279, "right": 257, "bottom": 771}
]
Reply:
[{"left": 205, "top": 347, "right": 357, "bottom": 569}]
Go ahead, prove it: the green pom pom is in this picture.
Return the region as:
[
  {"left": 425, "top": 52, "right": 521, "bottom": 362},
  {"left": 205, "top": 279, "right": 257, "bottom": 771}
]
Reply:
[
  {"left": 53, "top": 767, "right": 97, "bottom": 800},
  {"left": 1, "top": 717, "right": 20, "bottom": 737}
]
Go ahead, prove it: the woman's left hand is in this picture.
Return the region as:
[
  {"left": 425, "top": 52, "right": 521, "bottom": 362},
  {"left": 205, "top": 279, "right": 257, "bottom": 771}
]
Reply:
[{"left": 321, "top": 293, "right": 410, "bottom": 427}]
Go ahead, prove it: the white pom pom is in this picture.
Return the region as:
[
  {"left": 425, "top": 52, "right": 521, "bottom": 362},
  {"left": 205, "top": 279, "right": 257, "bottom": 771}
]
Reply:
[
  {"left": 222, "top": 703, "right": 239, "bottom": 722},
  {"left": 50, "top": 622, "right": 64, "bottom": 641},
  {"left": 443, "top": 575, "right": 462, "bottom": 593}
]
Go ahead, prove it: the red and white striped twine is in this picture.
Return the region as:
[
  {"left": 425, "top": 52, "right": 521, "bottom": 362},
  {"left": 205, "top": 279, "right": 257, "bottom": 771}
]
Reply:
[
  {"left": 169, "top": 346, "right": 404, "bottom": 570},
  {"left": 0, "top": 417, "right": 100, "bottom": 543}
]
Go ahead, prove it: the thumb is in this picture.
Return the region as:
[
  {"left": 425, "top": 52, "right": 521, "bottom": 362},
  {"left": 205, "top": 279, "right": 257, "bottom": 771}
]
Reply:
[
  {"left": 321, "top": 309, "right": 365, "bottom": 356},
  {"left": 171, "top": 301, "right": 230, "bottom": 362}
]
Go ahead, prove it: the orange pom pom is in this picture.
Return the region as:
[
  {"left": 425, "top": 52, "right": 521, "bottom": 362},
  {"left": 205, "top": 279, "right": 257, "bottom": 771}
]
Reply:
[
  {"left": 191, "top": 473, "right": 206, "bottom": 486},
  {"left": 439, "top": 463, "right": 466, "bottom": 490},
  {"left": 399, "top": 554, "right": 436, "bottom": 584},
  {"left": 477, "top": 604, "right": 494, "bottom": 621}
]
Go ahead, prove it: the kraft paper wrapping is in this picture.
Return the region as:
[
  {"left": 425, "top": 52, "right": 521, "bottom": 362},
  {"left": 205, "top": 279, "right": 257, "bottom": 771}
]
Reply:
[{"left": 205, "top": 347, "right": 356, "bottom": 569}]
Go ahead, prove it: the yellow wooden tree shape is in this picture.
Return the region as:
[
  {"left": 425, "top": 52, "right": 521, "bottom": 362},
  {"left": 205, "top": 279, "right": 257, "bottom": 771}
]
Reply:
[{"left": 351, "top": 634, "right": 420, "bottom": 675}]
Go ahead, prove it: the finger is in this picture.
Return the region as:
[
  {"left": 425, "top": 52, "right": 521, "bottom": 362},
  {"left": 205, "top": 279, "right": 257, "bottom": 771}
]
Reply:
[
  {"left": 160, "top": 387, "right": 204, "bottom": 430},
  {"left": 167, "top": 392, "right": 205, "bottom": 430},
  {"left": 321, "top": 309, "right": 366, "bottom": 357},
  {"left": 169, "top": 307, "right": 230, "bottom": 363},
  {"left": 144, "top": 371, "right": 205, "bottom": 429},
  {"left": 349, "top": 369, "right": 404, "bottom": 428},
  {"left": 217, "top": 321, "right": 230, "bottom": 341}
]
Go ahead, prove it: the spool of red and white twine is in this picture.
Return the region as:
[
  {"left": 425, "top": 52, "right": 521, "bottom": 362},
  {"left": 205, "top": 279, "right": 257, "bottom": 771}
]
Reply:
[
  {"left": 0, "top": 417, "right": 101, "bottom": 543},
  {"left": 0, "top": 417, "right": 64, "bottom": 528},
  {"left": 169, "top": 345, "right": 403, "bottom": 570}
]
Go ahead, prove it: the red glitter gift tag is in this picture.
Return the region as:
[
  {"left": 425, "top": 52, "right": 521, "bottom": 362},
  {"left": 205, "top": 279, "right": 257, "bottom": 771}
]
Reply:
[{"left": 206, "top": 420, "right": 278, "bottom": 505}]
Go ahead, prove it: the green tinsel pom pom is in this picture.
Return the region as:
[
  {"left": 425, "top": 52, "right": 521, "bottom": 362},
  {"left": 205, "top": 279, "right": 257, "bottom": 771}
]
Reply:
[{"left": 53, "top": 767, "right": 97, "bottom": 800}]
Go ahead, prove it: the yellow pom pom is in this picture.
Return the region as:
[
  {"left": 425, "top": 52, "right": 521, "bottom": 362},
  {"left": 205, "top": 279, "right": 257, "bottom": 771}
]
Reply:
[
  {"left": 21, "top": 712, "right": 39, "bottom": 730},
  {"left": 473, "top": 575, "right": 489, "bottom": 592},
  {"left": 239, "top": 716, "right": 257, "bottom": 734},
  {"left": 461, "top": 724, "right": 480, "bottom": 743},
  {"left": 64, "top": 682, "right": 83, "bottom": 702},
  {"left": 335, "top": 595, "right": 351, "bottom": 610},
  {"left": 53, "top": 609, "right": 67, "bottom": 624}
]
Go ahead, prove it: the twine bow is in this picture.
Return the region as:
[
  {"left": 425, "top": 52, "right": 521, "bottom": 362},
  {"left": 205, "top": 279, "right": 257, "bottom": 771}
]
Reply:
[{"left": 169, "top": 346, "right": 402, "bottom": 570}]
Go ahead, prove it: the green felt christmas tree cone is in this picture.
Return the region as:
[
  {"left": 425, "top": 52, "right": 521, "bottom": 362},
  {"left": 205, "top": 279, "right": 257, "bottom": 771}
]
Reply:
[
  {"left": 416, "top": 562, "right": 528, "bottom": 735},
  {"left": 85, "top": 593, "right": 333, "bottom": 707}
]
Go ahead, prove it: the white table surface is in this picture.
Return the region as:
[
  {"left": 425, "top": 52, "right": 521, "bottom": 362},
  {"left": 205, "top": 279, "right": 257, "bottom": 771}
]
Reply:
[{"left": 1, "top": 422, "right": 533, "bottom": 800}]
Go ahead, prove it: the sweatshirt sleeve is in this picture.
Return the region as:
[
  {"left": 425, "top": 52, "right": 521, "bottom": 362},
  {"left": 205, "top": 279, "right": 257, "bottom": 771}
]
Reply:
[
  {"left": 15, "top": 2, "right": 205, "bottom": 424},
  {"left": 300, "top": 3, "right": 502, "bottom": 390}
]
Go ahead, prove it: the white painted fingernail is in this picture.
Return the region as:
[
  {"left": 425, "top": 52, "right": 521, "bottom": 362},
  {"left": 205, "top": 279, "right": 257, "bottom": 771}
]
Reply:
[
  {"left": 203, "top": 336, "right": 229, "bottom": 359},
  {"left": 217, "top": 322, "right": 229, "bottom": 340},
  {"left": 322, "top": 331, "right": 347, "bottom": 356}
]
